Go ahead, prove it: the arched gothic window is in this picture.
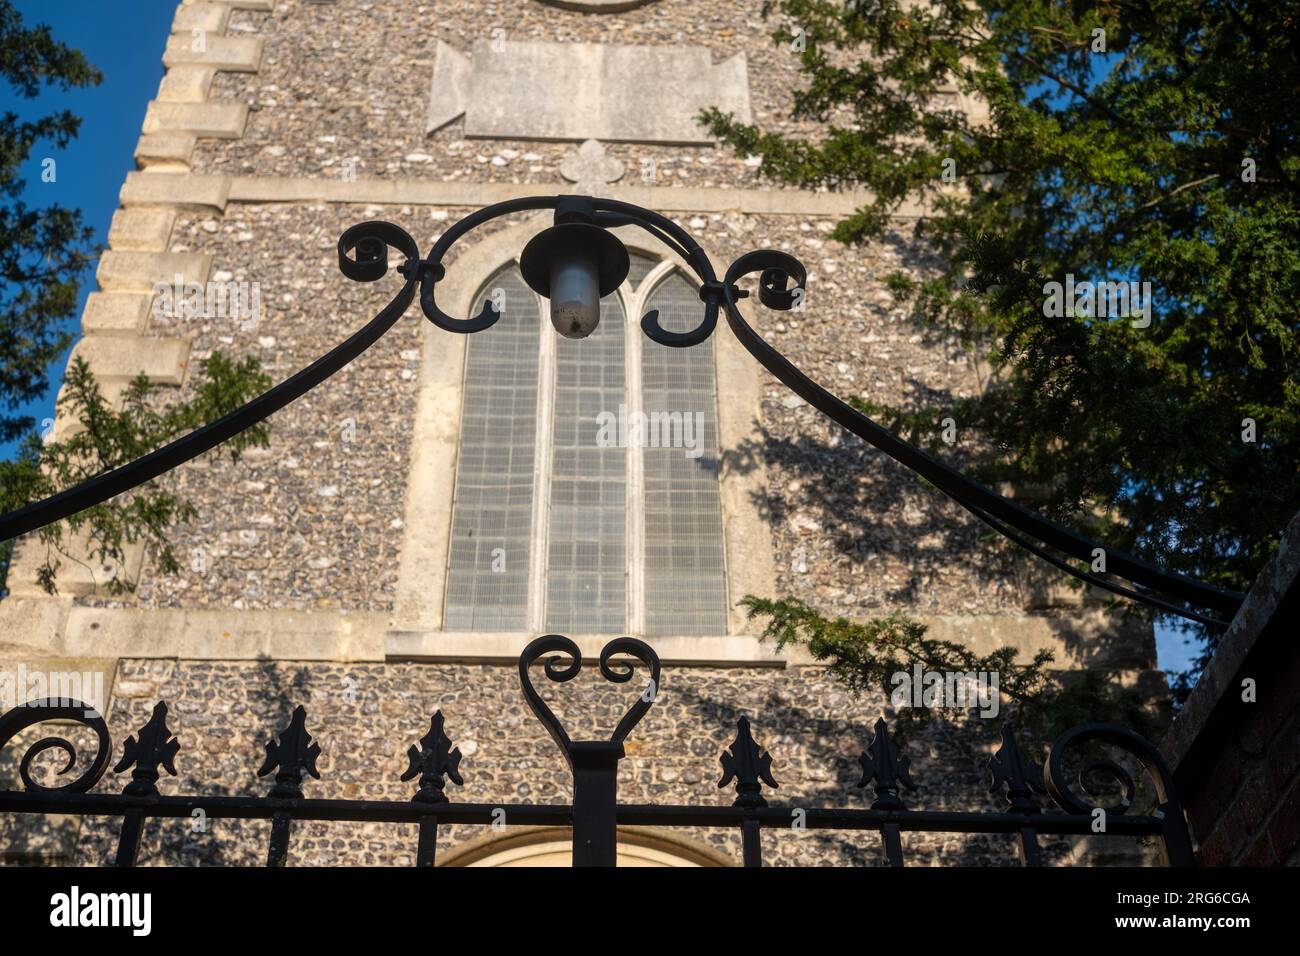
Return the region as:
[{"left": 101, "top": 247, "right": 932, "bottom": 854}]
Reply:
[{"left": 444, "top": 251, "right": 728, "bottom": 636}]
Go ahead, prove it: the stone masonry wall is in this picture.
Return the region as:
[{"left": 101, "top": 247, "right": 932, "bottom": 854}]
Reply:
[{"left": 197, "top": 0, "right": 835, "bottom": 188}]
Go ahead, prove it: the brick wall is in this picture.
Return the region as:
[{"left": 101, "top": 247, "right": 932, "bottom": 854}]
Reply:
[{"left": 1164, "top": 512, "right": 1300, "bottom": 866}]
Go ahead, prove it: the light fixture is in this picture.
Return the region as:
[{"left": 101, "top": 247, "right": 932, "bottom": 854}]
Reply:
[{"left": 519, "top": 197, "right": 630, "bottom": 339}]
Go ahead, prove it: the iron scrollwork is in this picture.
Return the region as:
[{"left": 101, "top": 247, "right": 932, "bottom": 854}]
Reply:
[
  {"left": 0, "top": 193, "right": 1242, "bottom": 625},
  {"left": 518, "top": 634, "right": 661, "bottom": 763},
  {"left": 341, "top": 193, "right": 1242, "bottom": 623},
  {"left": 0, "top": 699, "right": 112, "bottom": 794},
  {"left": 1044, "top": 722, "right": 1175, "bottom": 817}
]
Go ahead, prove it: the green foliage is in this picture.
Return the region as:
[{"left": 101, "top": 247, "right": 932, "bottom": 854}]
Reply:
[
  {"left": 0, "top": 4, "right": 273, "bottom": 597},
  {"left": 742, "top": 595, "right": 1157, "bottom": 742},
  {"left": 709, "top": 1, "right": 1300, "bottom": 691},
  {"left": 0, "top": 353, "right": 271, "bottom": 595},
  {"left": 0, "top": 0, "right": 102, "bottom": 444}
]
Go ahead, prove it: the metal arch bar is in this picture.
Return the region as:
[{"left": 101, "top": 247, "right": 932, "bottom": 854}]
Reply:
[
  {"left": 0, "top": 223, "right": 421, "bottom": 542},
  {"left": 969, "top": 501, "right": 1231, "bottom": 627},
  {"left": 0, "top": 196, "right": 1248, "bottom": 624},
  {"left": 716, "top": 249, "right": 1245, "bottom": 620},
  {"left": 0, "top": 195, "right": 711, "bottom": 544}
]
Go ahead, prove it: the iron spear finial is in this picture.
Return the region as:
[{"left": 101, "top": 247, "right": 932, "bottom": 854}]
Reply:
[
  {"left": 258, "top": 705, "right": 321, "bottom": 799},
  {"left": 114, "top": 700, "right": 180, "bottom": 797},
  {"left": 718, "top": 715, "right": 779, "bottom": 808},
  {"left": 988, "top": 722, "right": 1047, "bottom": 813},
  {"left": 401, "top": 710, "right": 464, "bottom": 804},
  {"left": 858, "top": 717, "right": 917, "bottom": 810}
]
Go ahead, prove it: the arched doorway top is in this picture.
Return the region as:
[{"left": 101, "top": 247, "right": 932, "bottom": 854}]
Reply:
[{"left": 439, "top": 826, "right": 732, "bottom": 867}]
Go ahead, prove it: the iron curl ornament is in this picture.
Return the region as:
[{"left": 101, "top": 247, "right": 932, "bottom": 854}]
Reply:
[
  {"left": 0, "top": 194, "right": 1243, "bottom": 626},
  {"left": 517, "top": 634, "right": 661, "bottom": 865},
  {"left": 1043, "top": 722, "right": 1196, "bottom": 866},
  {"left": 0, "top": 699, "right": 112, "bottom": 794},
  {"left": 518, "top": 634, "right": 662, "bottom": 762}
]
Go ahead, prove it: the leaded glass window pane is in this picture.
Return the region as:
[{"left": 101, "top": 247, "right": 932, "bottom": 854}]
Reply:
[
  {"left": 640, "top": 272, "right": 729, "bottom": 635},
  {"left": 545, "top": 295, "right": 627, "bottom": 633},
  {"left": 625, "top": 251, "right": 660, "bottom": 291},
  {"left": 444, "top": 267, "right": 539, "bottom": 631}
]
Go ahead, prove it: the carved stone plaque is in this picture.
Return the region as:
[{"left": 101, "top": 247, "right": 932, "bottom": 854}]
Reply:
[{"left": 428, "top": 40, "right": 751, "bottom": 145}]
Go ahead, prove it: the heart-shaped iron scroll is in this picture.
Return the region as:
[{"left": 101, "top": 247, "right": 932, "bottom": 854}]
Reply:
[{"left": 518, "top": 635, "right": 661, "bottom": 764}]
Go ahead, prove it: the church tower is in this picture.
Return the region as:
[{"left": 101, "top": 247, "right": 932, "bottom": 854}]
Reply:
[{"left": 1, "top": 0, "right": 1158, "bottom": 866}]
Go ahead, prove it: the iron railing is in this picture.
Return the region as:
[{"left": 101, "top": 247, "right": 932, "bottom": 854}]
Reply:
[{"left": 0, "top": 636, "right": 1195, "bottom": 867}]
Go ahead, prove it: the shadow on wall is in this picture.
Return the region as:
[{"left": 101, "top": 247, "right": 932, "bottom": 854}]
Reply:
[
  {"left": 48, "top": 654, "right": 315, "bottom": 867},
  {"left": 723, "top": 421, "right": 1020, "bottom": 612}
]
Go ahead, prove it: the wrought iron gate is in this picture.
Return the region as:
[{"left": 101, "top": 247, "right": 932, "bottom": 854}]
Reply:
[{"left": 0, "top": 635, "right": 1195, "bottom": 867}]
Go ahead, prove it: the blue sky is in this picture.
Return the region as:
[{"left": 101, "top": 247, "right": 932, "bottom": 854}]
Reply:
[
  {"left": 0, "top": 2, "right": 1204, "bottom": 675},
  {"left": 0, "top": 0, "right": 177, "bottom": 458}
]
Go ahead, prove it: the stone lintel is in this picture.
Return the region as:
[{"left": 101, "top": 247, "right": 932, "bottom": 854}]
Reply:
[
  {"left": 163, "top": 34, "right": 263, "bottom": 72},
  {"left": 904, "top": 611, "right": 1155, "bottom": 671},
  {"left": 0, "top": 603, "right": 1156, "bottom": 671},
  {"left": 97, "top": 250, "right": 212, "bottom": 293},
  {"left": 537, "top": 0, "right": 657, "bottom": 10},
  {"left": 107, "top": 208, "right": 177, "bottom": 251},
  {"left": 59, "top": 608, "right": 389, "bottom": 663},
  {"left": 0, "top": 599, "right": 73, "bottom": 659},
  {"left": 67, "top": 335, "right": 192, "bottom": 387},
  {"left": 224, "top": 174, "right": 905, "bottom": 217},
  {"left": 2, "top": 526, "right": 146, "bottom": 602},
  {"left": 81, "top": 292, "right": 155, "bottom": 336},
  {"left": 120, "top": 171, "right": 230, "bottom": 212},
  {"left": 143, "top": 100, "right": 249, "bottom": 139},
  {"left": 386, "top": 631, "right": 787, "bottom": 667},
  {"left": 28, "top": 544, "right": 144, "bottom": 600}
]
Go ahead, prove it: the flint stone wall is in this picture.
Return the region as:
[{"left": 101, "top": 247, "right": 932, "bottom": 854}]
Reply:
[{"left": 58, "top": 658, "right": 1095, "bottom": 867}]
